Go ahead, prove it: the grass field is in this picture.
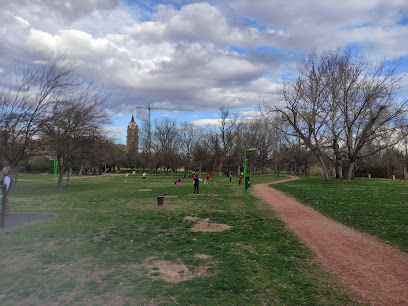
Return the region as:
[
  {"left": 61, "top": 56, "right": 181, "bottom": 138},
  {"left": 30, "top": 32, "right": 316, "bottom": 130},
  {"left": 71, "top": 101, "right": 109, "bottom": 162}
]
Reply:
[
  {"left": 0, "top": 173, "right": 360, "bottom": 305},
  {"left": 272, "top": 175, "right": 408, "bottom": 253}
]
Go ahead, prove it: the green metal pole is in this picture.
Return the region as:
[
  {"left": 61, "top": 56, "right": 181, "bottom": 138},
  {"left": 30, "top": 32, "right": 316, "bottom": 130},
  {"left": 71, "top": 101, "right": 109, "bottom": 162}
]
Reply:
[{"left": 244, "top": 149, "right": 248, "bottom": 198}]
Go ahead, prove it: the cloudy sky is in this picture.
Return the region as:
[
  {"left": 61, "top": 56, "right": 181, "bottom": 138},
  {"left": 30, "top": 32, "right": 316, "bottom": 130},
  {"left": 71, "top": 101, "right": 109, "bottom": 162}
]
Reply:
[{"left": 1, "top": 0, "right": 408, "bottom": 143}]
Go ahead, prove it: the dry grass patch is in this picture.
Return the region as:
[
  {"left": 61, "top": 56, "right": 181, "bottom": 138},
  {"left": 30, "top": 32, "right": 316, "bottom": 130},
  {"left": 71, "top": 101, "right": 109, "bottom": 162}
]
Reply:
[
  {"left": 148, "top": 260, "right": 211, "bottom": 283},
  {"left": 194, "top": 253, "right": 212, "bottom": 259},
  {"left": 183, "top": 216, "right": 201, "bottom": 222},
  {"left": 236, "top": 242, "right": 257, "bottom": 254}
]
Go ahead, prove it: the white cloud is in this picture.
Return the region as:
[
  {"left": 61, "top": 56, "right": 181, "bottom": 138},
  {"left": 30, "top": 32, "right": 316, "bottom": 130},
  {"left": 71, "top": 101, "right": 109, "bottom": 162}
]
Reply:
[
  {"left": 238, "top": 110, "right": 262, "bottom": 119},
  {"left": 0, "top": 0, "right": 119, "bottom": 25},
  {"left": 1, "top": 0, "right": 408, "bottom": 129},
  {"left": 125, "top": 2, "right": 267, "bottom": 47},
  {"left": 191, "top": 118, "right": 222, "bottom": 127},
  {"left": 102, "top": 125, "right": 126, "bottom": 142},
  {"left": 0, "top": 11, "right": 30, "bottom": 29}
]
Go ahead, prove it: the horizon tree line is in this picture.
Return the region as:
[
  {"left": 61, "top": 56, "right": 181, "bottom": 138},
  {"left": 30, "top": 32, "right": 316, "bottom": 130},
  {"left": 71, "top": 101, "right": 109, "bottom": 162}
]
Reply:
[{"left": 1, "top": 49, "right": 408, "bottom": 188}]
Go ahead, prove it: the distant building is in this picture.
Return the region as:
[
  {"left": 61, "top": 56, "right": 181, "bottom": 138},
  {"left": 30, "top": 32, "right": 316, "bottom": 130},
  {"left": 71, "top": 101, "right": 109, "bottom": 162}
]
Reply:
[{"left": 126, "top": 115, "right": 139, "bottom": 151}]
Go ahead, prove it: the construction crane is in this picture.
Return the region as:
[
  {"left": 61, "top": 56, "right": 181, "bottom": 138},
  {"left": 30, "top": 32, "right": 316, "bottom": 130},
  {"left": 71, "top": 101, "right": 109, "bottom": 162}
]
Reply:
[
  {"left": 135, "top": 104, "right": 158, "bottom": 152},
  {"left": 134, "top": 104, "right": 183, "bottom": 151},
  {"left": 135, "top": 104, "right": 165, "bottom": 128}
]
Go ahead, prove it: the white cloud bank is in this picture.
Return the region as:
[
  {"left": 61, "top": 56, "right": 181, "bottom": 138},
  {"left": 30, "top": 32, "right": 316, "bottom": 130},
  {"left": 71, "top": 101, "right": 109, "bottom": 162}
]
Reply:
[{"left": 1, "top": 0, "right": 408, "bottom": 127}]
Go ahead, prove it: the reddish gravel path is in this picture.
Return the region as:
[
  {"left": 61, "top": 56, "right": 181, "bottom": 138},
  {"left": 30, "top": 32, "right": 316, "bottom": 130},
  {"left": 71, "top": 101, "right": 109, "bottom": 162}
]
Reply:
[{"left": 253, "top": 177, "right": 408, "bottom": 306}]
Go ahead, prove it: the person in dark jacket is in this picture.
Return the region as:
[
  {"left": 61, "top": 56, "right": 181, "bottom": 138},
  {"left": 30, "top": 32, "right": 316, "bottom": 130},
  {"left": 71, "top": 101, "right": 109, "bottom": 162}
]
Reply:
[{"left": 193, "top": 173, "right": 199, "bottom": 195}]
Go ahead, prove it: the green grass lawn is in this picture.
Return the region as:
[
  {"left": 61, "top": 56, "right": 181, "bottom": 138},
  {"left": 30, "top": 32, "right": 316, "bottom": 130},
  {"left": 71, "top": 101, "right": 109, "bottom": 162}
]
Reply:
[
  {"left": 272, "top": 175, "right": 408, "bottom": 253},
  {"left": 0, "top": 173, "right": 359, "bottom": 305}
]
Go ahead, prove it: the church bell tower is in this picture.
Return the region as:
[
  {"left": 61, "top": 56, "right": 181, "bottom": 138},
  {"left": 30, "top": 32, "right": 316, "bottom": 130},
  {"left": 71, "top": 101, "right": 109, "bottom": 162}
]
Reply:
[{"left": 127, "top": 115, "right": 139, "bottom": 151}]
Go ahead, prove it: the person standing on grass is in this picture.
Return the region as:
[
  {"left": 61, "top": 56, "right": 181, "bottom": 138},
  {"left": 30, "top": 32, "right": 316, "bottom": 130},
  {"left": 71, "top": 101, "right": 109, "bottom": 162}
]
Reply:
[
  {"left": 205, "top": 172, "right": 211, "bottom": 184},
  {"left": 125, "top": 172, "right": 130, "bottom": 182},
  {"left": 193, "top": 172, "right": 199, "bottom": 195},
  {"left": 238, "top": 175, "right": 243, "bottom": 185},
  {"left": 229, "top": 172, "right": 232, "bottom": 183},
  {"left": 0, "top": 167, "right": 12, "bottom": 216}
]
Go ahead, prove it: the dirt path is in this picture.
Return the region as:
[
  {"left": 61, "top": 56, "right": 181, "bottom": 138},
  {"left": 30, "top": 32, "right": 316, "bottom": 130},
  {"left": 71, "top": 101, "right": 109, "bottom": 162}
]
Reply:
[{"left": 253, "top": 177, "right": 408, "bottom": 305}]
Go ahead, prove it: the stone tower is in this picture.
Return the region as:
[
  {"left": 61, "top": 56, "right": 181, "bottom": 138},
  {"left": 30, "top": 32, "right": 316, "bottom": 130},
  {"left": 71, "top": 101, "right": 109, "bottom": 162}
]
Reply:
[{"left": 127, "top": 115, "right": 139, "bottom": 151}]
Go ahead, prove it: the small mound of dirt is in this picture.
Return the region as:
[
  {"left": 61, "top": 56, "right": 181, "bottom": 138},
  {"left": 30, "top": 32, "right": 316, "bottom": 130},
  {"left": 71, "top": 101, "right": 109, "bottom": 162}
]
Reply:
[
  {"left": 148, "top": 260, "right": 210, "bottom": 283},
  {"left": 138, "top": 189, "right": 152, "bottom": 191},
  {"left": 191, "top": 219, "right": 231, "bottom": 232},
  {"left": 184, "top": 216, "right": 231, "bottom": 232}
]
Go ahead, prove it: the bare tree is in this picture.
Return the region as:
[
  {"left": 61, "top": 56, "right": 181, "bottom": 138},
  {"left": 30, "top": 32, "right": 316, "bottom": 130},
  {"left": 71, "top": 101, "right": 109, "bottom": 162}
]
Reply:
[
  {"left": 340, "top": 57, "right": 407, "bottom": 179},
  {"left": 152, "top": 118, "right": 180, "bottom": 174},
  {"left": 269, "top": 49, "right": 407, "bottom": 180},
  {"left": 272, "top": 50, "right": 332, "bottom": 180},
  {"left": 138, "top": 119, "right": 156, "bottom": 173},
  {"left": 0, "top": 54, "right": 80, "bottom": 186},
  {"left": 179, "top": 122, "right": 198, "bottom": 177},
  {"left": 239, "top": 118, "right": 277, "bottom": 174},
  {"left": 192, "top": 140, "right": 211, "bottom": 173},
  {"left": 213, "top": 107, "right": 237, "bottom": 173},
  {"left": 40, "top": 85, "right": 109, "bottom": 188}
]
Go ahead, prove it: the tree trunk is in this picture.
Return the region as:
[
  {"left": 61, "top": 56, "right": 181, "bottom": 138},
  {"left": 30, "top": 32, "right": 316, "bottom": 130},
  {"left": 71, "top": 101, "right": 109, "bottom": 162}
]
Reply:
[
  {"left": 332, "top": 139, "right": 343, "bottom": 179},
  {"left": 344, "top": 161, "right": 355, "bottom": 180},
  {"left": 9, "top": 164, "right": 18, "bottom": 189},
  {"left": 79, "top": 165, "right": 84, "bottom": 175},
  {"left": 57, "top": 158, "right": 64, "bottom": 189},
  {"left": 67, "top": 167, "right": 72, "bottom": 185},
  {"left": 218, "top": 160, "right": 223, "bottom": 175},
  {"left": 334, "top": 151, "right": 343, "bottom": 179},
  {"left": 318, "top": 155, "right": 331, "bottom": 181}
]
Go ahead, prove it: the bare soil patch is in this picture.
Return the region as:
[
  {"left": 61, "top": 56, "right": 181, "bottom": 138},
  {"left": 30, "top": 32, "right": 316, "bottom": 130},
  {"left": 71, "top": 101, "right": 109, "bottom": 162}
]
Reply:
[
  {"left": 138, "top": 189, "right": 152, "bottom": 191},
  {"left": 148, "top": 260, "right": 211, "bottom": 283},
  {"left": 190, "top": 218, "right": 231, "bottom": 232},
  {"left": 254, "top": 177, "right": 408, "bottom": 305},
  {"left": 184, "top": 216, "right": 231, "bottom": 232}
]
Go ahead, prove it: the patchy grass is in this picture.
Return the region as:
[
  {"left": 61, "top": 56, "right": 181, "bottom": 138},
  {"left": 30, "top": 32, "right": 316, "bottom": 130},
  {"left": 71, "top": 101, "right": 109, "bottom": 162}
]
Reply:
[
  {"left": 272, "top": 175, "right": 408, "bottom": 253},
  {"left": 0, "top": 173, "right": 358, "bottom": 305}
]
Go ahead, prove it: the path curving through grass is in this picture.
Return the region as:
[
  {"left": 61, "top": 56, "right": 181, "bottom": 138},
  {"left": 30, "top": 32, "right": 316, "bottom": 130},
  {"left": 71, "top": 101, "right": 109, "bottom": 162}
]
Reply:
[{"left": 254, "top": 177, "right": 408, "bottom": 305}]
